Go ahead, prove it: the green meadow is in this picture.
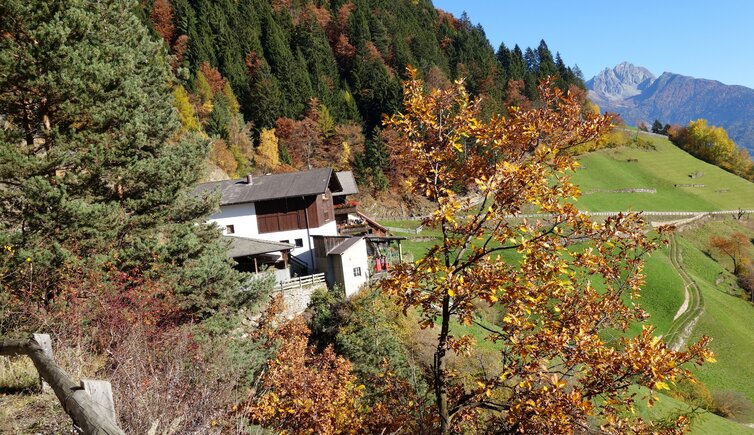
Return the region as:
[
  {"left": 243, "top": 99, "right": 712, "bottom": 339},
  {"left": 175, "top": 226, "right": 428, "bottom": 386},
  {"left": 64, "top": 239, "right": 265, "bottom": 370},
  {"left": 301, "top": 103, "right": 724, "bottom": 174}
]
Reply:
[{"left": 571, "top": 134, "right": 754, "bottom": 212}]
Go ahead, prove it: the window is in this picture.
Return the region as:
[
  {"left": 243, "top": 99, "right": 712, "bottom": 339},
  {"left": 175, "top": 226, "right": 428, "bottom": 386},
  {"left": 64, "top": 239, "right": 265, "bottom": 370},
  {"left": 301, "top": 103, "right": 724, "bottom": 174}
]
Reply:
[
  {"left": 353, "top": 267, "right": 362, "bottom": 277},
  {"left": 279, "top": 240, "right": 289, "bottom": 244},
  {"left": 295, "top": 238, "right": 304, "bottom": 247},
  {"left": 225, "top": 224, "right": 235, "bottom": 234}
]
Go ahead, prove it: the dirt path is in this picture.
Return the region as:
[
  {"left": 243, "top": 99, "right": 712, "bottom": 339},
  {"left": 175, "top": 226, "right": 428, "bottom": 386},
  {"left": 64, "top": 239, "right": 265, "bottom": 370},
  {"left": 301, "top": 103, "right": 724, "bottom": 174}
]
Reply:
[{"left": 663, "top": 233, "right": 705, "bottom": 351}]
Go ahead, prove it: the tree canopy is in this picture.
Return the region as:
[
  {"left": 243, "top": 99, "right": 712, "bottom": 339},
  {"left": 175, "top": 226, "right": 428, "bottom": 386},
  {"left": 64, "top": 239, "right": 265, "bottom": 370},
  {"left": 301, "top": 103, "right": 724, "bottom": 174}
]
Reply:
[
  {"left": 0, "top": 0, "right": 240, "bottom": 317},
  {"left": 381, "top": 69, "right": 713, "bottom": 433}
]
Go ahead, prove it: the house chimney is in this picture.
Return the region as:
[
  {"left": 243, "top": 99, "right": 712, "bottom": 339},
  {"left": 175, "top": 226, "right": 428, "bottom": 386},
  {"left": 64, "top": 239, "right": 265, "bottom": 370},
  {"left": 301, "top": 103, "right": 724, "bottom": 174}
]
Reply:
[{"left": 246, "top": 174, "right": 253, "bottom": 185}]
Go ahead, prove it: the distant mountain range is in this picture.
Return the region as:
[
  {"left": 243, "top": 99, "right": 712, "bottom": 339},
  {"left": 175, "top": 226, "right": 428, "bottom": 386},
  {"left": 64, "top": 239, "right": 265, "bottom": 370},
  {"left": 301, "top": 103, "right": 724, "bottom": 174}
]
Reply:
[{"left": 587, "top": 62, "right": 754, "bottom": 153}]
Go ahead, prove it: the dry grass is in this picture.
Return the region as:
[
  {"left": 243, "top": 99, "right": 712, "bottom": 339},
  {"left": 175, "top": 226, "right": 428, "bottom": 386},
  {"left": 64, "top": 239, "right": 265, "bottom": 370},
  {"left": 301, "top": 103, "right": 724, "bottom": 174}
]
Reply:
[
  {"left": 0, "top": 356, "right": 38, "bottom": 393},
  {"left": 0, "top": 356, "right": 74, "bottom": 433}
]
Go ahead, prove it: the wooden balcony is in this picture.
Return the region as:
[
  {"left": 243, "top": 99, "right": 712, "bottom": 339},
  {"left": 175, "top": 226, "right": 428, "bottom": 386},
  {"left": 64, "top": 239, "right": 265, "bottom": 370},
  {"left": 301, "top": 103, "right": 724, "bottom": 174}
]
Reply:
[{"left": 334, "top": 205, "right": 357, "bottom": 215}]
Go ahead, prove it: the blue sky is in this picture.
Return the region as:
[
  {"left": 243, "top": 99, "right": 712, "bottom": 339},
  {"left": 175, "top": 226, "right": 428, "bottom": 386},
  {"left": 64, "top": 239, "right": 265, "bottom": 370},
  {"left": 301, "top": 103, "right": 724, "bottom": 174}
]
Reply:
[{"left": 432, "top": 0, "right": 754, "bottom": 88}]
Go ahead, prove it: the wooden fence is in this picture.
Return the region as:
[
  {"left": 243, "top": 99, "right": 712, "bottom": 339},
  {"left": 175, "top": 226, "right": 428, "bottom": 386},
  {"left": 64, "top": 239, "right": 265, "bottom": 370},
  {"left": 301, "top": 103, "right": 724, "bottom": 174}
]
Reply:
[
  {"left": 0, "top": 334, "right": 124, "bottom": 435},
  {"left": 279, "top": 272, "right": 326, "bottom": 291},
  {"left": 383, "top": 224, "right": 423, "bottom": 235}
]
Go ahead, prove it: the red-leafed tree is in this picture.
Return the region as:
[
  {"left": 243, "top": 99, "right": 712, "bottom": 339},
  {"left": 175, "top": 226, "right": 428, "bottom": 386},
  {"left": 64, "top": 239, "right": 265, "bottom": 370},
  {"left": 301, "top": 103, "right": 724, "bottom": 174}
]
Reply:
[
  {"left": 710, "top": 232, "right": 751, "bottom": 275},
  {"left": 199, "top": 61, "right": 226, "bottom": 96},
  {"left": 150, "top": 0, "right": 175, "bottom": 45}
]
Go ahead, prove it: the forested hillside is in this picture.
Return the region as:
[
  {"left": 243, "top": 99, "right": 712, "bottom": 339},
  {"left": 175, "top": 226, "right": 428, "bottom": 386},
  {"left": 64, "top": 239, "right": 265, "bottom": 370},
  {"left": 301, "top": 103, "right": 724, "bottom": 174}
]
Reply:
[{"left": 144, "top": 0, "right": 585, "bottom": 188}]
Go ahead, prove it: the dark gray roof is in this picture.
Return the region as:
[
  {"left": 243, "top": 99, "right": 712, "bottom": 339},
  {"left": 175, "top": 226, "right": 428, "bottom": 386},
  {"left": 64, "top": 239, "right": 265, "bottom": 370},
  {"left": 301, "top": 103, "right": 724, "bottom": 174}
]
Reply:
[
  {"left": 196, "top": 168, "right": 342, "bottom": 206},
  {"left": 327, "top": 236, "right": 364, "bottom": 255},
  {"left": 334, "top": 171, "right": 359, "bottom": 196},
  {"left": 224, "top": 236, "right": 294, "bottom": 258}
]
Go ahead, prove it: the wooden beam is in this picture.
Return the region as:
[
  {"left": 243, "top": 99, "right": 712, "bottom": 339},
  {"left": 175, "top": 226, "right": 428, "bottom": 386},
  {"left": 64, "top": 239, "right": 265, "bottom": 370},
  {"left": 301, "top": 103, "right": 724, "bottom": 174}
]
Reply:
[{"left": 0, "top": 337, "right": 125, "bottom": 435}]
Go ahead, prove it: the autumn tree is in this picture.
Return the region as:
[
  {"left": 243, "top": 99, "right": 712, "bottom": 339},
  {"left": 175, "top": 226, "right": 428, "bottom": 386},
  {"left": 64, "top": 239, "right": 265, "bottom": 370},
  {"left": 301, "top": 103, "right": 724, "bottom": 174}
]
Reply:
[
  {"left": 275, "top": 114, "right": 322, "bottom": 170},
  {"left": 255, "top": 128, "right": 281, "bottom": 170},
  {"left": 246, "top": 295, "right": 432, "bottom": 434},
  {"left": 150, "top": 0, "right": 175, "bottom": 45},
  {"left": 710, "top": 232, "right": 751, "bottom": 276},
  {"left": 382, "top": 69, "right": 713, "bottom": 433},
  {"left": 173, "top": 85, "right": 201, "bottom": 131},
  {"left": 669, "top": 119, "right": 754, "bottom": 182},
  {"left": 246, "top": 316, "right": 366, "bottom": 434}
]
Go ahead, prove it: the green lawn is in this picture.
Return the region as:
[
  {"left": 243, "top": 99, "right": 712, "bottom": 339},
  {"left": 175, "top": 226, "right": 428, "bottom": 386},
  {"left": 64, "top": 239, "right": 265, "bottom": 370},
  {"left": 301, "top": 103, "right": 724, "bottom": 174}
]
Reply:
[{"left": 572, "top": 134, "right": 754, "bottom": 212}]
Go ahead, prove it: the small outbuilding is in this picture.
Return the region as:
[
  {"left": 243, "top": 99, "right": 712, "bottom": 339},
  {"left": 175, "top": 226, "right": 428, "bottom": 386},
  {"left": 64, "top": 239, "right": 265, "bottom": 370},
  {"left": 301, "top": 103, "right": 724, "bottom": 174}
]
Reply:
[{"left": 312, "top": 236, "right": 369, "bottom": 297}]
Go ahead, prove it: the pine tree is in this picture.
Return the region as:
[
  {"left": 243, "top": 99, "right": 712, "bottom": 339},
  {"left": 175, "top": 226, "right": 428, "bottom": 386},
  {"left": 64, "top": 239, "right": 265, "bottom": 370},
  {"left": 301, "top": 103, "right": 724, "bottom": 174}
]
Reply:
[
  {"left": 245, "top": 57, "right": 284, "bottom": 130},
  {"left": 508, "top": 44, "right": 527, "bottom": 81},
  {"left": 351, "top": 52, "right": 401, "bottom": 132},
  {"left": 222, "top": 82, "right": 241, "bottom": 114},
  {"left": 536, "top": 39, "right": 557, "bottom": 79},
  {"left": 496, "top": 42, "right": 511, "bottom": 71},
  {"left": 207, "top": 91, "right": 233, "bottom": 139},
  {"left": 0, "top": 0, "right": 241, "bottom": 314},
  {"left": 261, "top": 9, "right": 313, "bottom": 117},
  {"left": 293, "top": 14, "right": 340, "bottom": 112}
]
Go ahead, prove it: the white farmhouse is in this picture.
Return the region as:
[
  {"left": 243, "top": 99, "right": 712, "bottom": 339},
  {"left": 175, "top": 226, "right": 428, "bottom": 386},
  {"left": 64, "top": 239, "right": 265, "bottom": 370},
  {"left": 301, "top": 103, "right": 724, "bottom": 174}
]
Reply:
[
  {"left": 197, "top": 168, "right": 403, "bottom": 297},
  {"left": 196, "top": 167, "right": 342, "bottom": 276}
]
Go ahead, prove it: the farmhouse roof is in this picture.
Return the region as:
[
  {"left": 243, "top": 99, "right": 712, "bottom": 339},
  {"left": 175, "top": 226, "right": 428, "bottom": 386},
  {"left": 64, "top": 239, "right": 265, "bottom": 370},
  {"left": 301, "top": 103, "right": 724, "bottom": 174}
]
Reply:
[
  {"left": 333, "top": 171, "right": 359, "bottom": 196},
  {"left": 224, "top": 235, "right": 295, "bottom": 258},
  {"left": 196, "top": 167, "right": 343, "bottom": 206},
  {"left": 327, "top": 236, "right": 364, "bottom": 255}
]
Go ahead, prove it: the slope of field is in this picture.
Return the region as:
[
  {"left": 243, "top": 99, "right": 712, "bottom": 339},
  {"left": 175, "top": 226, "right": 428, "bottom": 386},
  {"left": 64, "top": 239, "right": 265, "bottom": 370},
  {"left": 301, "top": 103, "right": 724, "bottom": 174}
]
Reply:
[
  {"left": 635, "top": 387, "right": 753, "bottom": 434},
  {"left": 572, "top": 133, "right": 754, "bottom": 212},
  {"left": 677, "top": 222, "right": 754, "bottom": 408}
]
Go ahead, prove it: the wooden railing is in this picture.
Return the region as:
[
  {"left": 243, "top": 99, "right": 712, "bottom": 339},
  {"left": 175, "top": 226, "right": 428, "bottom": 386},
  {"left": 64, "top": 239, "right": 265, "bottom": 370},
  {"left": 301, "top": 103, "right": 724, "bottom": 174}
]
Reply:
[
  {"left": 0, "top": 334, "right": 124, "bottom": 435},
  {"left": 279, "top": 273, "right": 326, "bottom": 291}
]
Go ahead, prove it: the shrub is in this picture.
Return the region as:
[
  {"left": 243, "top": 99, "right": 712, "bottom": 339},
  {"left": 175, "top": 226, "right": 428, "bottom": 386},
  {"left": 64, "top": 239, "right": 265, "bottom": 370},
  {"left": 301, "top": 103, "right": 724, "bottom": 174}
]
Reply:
[
  {"left": 711, "top": 390, "right": 754, "bottom": 422},
  {"left": 109, "top": 324, "right": 242, "bottom": 433},
  {"left": 667, "top": 379, "right": 715, "bottom": 411}
]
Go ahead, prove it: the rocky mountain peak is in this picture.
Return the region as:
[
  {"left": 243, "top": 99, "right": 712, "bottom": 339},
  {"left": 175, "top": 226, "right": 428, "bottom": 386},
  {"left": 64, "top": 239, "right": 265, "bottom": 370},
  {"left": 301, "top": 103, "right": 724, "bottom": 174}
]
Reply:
[
  {"left": 585, "top": 63, "right": 754, "bottom": 153},
  {"left": 587, "top": 62, "right": 656, "bottom": 101}
]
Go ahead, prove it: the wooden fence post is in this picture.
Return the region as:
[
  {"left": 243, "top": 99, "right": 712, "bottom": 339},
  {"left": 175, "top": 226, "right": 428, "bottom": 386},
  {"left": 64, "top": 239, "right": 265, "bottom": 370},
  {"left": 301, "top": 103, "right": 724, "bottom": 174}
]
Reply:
[
  {"left": 82, "top": 379, "right": 118, "bottom": 424},
  {"left": 32, "top": 333, "right": 52, "bottom": 392}
]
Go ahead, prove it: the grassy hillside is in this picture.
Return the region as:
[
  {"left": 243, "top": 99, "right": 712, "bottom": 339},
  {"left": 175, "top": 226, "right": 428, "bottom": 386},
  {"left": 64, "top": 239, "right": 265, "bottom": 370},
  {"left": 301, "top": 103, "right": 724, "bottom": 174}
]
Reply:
[
  {"left": 635, "top": 387, "right": 753, "bottom": 434},
  {"left": 571, "top": 133, "right": 754, "bottom": 212},
  {"left": 678, "top": 222, "right": 754, "bottom": 404}
]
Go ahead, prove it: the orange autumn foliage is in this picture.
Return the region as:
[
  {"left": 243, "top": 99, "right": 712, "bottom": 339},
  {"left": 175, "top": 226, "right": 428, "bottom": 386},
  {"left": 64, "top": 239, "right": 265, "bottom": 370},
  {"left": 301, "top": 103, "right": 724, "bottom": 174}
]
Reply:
[
  {"left": 199, "top": 61, "right": 226, "bottom": 96},
  {"left": 245, "top": 315, "right": 366, "bottom": 434},
  {"left": 382, "top": 68, "right": 713, "bottom": 434},
  {"left": 710, "top": 232, "right": 751, "bottom": 275}
]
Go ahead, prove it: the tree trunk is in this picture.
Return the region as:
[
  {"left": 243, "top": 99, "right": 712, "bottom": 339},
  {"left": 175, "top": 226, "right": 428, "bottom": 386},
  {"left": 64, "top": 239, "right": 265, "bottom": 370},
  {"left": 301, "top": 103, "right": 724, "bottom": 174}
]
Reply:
[{"left": 435, "top": 293, "right": 451, "bottom": 434}]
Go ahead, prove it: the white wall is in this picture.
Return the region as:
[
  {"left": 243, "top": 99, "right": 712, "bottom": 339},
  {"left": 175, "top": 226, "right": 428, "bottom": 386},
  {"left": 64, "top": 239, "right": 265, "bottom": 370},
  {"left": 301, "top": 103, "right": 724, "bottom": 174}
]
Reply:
[
  {"left": 208, "top": 203, "right": 258, "bottom": 237},
  {"left": 337, "top": 238, "right": 369, "bottom": 298},
  {"left": 265, "top": 221, "right": 338, "bottom": 270},
  {"left": 208, "top": 203, "right": 338, "bottom": 271}
]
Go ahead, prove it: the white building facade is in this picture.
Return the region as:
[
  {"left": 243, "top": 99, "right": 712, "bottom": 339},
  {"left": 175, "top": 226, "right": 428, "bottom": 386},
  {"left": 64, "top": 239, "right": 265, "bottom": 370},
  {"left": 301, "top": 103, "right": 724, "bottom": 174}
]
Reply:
[{"left": 197, "top": 168, "right": 342, "bottom": 273}]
